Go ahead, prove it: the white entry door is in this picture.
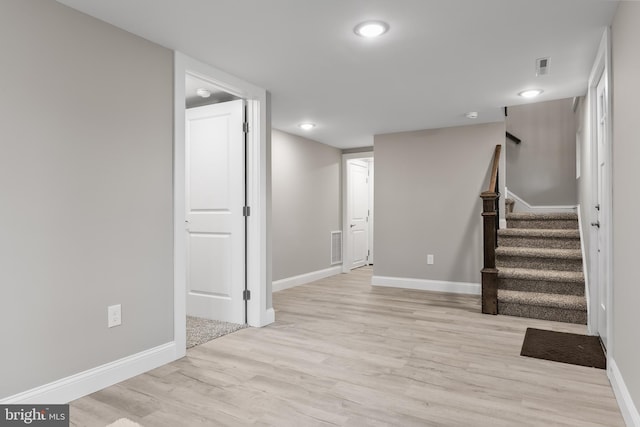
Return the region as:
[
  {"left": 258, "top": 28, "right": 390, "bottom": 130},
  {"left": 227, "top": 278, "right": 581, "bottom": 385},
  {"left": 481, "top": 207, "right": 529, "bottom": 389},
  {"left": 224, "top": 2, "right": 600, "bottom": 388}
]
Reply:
[
  {"left": 348, "top": 160, "right": 370, "bottom": 269},
  {"left": 185, "top": 100, "right": 245, "bottom": 324},
  {"left": 595, "top": 71, "right": 610, "bottom": 348}
]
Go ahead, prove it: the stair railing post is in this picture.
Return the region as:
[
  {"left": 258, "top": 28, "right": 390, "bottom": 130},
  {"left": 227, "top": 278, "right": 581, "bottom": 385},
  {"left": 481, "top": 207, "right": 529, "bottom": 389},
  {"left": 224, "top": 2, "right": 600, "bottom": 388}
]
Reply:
[
  {"left": 481, "top": 191, "right": 499, "bottom": 314},
  {"left": 480, "top": 144, "right": 501, "bottom": 315}
]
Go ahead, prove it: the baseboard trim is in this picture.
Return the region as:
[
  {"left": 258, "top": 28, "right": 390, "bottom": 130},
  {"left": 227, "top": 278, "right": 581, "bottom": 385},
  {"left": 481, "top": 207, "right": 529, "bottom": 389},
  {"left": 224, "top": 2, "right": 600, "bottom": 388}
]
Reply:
[
  {"left": 371, "top": 276, "right": 481, "bottom": 295},
  {"left": 506, "top": 189, "right": 577, "bottom": 214},
  {"left": 609, "top": 358, "right": 640, "bottom": 427},
  {"left": 273, "top": 266, "right": 342, "bottom": 292},
  {"left": 0, "top": 342, "right": 177, "bottom": 404}
]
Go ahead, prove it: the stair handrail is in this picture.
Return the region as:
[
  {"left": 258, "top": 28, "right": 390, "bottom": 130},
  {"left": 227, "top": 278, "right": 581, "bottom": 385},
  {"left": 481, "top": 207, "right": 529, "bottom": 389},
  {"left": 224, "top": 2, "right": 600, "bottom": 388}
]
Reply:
[{"left": 480, "top": 144, "right": 502, "bottom": 315}]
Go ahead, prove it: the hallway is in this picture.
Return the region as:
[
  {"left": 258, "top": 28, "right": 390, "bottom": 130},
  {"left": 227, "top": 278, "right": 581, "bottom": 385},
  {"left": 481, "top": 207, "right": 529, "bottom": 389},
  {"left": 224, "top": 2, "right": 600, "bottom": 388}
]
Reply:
[{"left": 71, "top": 268, "right": 623, "bottom": 426}]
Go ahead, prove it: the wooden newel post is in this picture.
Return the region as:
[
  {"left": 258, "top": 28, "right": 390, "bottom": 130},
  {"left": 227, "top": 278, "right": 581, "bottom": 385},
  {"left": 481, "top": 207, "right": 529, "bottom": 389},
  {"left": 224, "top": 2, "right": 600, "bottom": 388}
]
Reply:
[{"left": 481, "top": 191, "right": 498, "bottom": 315}]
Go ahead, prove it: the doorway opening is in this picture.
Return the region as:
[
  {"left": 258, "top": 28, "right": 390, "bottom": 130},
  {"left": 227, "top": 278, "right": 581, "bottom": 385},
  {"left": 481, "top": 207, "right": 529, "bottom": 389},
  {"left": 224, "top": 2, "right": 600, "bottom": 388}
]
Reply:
[
  {"left": 586, "top": 30, "right": 612, "bottom": 352},
  {"left": 183, "top": 74, "right": 247, "bottom": 348},
  {"left": 174, "top": 52, "right": 274, "bottom": 358},
  {"left": 342, "top": 153, "right": 374, "bottom": 273}
]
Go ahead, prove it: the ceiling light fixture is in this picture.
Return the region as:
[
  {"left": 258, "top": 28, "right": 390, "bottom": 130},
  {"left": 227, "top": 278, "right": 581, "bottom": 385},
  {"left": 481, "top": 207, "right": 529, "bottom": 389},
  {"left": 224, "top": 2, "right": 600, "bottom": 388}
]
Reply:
[
  {"left": 465, "top": 112, "right": 478, "bottom": 119},
  {"left": 299, "top": 123, "right": 316, "bottom": 131},
  {"left": 518, "top": 89, "right": 543, "bottom": 98},
  {"left": 354, "top": 21, "right": 389, "bottom": 38},
  {"left": 196, "top": 88, "right": 211, "bottom": 98}
]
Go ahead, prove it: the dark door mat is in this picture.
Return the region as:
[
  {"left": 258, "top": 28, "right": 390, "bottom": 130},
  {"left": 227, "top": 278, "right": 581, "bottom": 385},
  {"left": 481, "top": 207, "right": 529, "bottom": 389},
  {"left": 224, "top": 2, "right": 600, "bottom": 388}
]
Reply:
[{"left": 520, "top": 328, "right": 606, "bottom": 369}]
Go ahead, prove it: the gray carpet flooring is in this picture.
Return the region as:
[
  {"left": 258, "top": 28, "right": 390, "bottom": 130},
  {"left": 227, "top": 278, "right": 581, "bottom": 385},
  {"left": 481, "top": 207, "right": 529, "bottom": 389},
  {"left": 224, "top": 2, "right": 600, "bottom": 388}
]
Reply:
[
  {"left": 186, "top": 316, "right": 247, "bottom": 349},
  {"left": 497, "top": 210, "right": 588, "bottom": 324}
]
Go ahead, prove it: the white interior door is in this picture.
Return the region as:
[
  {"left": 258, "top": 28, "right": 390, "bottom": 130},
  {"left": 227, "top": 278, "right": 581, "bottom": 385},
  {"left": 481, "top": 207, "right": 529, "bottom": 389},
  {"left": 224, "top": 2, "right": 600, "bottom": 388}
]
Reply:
[
  {"left": 595, "top": 71, "right": 609, "bottom": 348},
  {"left": 348, "top": 160, "right": 370, "bottom": 269},
  {"left": 185, "top": 100, "right": 245, "bottom": 324}
]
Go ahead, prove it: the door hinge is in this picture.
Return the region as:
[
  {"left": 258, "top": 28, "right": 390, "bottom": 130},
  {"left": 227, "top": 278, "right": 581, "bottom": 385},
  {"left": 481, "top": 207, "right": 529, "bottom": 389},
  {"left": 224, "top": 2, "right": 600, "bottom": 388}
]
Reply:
[
  {"left": 243, "top": 289, "right": 251, "bottom": 301},
  {"left": 243, "top": 122, "right": 249, "bottom": 133},
  {"left": 243, "top": 206, "right": 251, "bottom": 217}
]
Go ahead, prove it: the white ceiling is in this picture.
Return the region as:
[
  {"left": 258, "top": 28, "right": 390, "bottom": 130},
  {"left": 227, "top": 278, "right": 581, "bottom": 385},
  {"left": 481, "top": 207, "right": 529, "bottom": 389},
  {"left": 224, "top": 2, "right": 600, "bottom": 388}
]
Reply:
[{"left": 57, "top": 0, "right": 618, "bottom": 149}]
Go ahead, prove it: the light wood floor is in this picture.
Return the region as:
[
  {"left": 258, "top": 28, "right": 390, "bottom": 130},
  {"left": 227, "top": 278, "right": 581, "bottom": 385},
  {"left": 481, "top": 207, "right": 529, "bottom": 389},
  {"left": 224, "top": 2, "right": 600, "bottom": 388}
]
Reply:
[{"left": 71, "top": 267, "right": 624, "bottom": 426}]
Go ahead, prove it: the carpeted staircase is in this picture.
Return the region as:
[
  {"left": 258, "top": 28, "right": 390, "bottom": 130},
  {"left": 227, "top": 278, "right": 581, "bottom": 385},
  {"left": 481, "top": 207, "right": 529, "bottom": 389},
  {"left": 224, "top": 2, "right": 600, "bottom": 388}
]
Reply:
[{"left": 496, "top": 211, "right": 587, "bottom": 324}]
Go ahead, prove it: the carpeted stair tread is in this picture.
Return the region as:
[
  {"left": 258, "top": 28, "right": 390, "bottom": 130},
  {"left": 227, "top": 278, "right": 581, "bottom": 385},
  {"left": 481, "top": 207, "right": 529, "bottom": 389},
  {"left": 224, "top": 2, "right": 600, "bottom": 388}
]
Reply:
[
  {"left": 498, "top": 267, "right": 584, "bottom": 283},
  {"left": 498, "top": 228, "right": 580, "bottom": 238},
  {"left": 498, "top": 289, "right": 587, "bottom": 310},
  {"left": 496, "top": 247, "right": 582, "bottom": 260},
  {"left": 506, "top": 212, "right": 578, "bottom": 221}
]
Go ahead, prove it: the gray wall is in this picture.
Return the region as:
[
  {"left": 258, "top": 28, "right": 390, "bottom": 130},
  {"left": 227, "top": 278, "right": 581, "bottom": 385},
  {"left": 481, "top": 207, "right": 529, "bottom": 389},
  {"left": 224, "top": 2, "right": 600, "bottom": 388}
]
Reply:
[
  {"left": 0, "top": 0, "right": 174, "bottom": 398},
  {"left": 374, "top": 122, "right": 505, "bottom": 284},
  {"left": 611, "top": 1, "right": 640, "bottom": 412},
  {"left": 272, "top": 130, "right": 342, "bottom": 281},
  {"left": 506, "top": 98, "right": 577, "bottom": 205}
]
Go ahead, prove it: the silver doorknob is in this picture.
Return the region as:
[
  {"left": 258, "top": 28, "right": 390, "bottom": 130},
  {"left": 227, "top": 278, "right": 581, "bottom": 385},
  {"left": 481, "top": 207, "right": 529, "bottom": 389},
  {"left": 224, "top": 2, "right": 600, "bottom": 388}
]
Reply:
[{"left": 591, "top": 221, "right": 600, "bottom": 228}]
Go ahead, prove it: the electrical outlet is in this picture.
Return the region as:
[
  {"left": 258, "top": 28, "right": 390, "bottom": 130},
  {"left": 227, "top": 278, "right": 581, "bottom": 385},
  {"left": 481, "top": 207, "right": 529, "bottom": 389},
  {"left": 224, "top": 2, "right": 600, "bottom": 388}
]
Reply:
[
  {"left": 108, "top": 304, "right": 121, "bottom": 328},
  {"left": 427, "top": 254, "right": 434, "bottom": 265}
]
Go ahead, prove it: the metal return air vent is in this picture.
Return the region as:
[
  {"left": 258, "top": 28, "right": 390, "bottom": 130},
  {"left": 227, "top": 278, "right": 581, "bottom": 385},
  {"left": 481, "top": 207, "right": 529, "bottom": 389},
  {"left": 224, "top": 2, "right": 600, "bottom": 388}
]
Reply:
[
  {"left": 331, "top": 231, "right": 343, "bottom": 265},
  {"left": 536, "top": 57, "right": 550, "bottom": 76}
]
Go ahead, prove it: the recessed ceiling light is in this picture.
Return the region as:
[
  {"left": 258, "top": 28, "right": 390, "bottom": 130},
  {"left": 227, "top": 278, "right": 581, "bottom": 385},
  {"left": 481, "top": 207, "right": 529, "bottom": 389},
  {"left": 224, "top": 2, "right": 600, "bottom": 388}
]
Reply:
[
  {"left": 196, "top": 88, "right": 211, "bottom": 98},
  {"left": 299, "top": 123, "right": 316, "bottom": 131},
  {"left": 354, "top": 21, "right": 389, "bottom": 38},
  {"left": 518, "top": 89, "right": 543, "bottom": 98},
  {"left": 465, "top": 112, "right": 479, "bottom": 119}
]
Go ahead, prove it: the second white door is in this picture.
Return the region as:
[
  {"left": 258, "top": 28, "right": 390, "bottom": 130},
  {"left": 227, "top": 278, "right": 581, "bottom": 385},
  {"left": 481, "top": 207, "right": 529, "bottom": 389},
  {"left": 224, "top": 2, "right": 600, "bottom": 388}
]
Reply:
[
  {"left": 595, "top": 70, "right": 610, "bottom": 348},
  {"left": 348, "top": 160, "right": 370, "bottom": 269},
  {"left": 185, "top": 100, "right": 245, "bottom": 325}
]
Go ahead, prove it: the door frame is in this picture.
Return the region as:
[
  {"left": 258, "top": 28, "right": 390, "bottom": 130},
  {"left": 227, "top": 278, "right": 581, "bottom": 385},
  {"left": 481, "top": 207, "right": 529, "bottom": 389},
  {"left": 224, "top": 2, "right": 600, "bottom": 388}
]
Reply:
[
  {"left": 342, "top": 152, "right": 374, "bottom": 273},
  {"left": 586, "top": 29, "right": 612, "bottom": 355},
  {"left": 174, "top": 52, "right": 274, "bottom": 357}
]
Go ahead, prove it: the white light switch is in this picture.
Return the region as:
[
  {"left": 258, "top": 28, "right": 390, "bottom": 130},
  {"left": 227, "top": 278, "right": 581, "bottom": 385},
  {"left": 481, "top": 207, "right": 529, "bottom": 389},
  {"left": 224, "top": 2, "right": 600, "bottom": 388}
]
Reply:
[
  {"left": 108, "top": 304, "right": 122, "bottom": 328},
  {"left": 427, "top": 254, "right": 434, "bottom": 265}
]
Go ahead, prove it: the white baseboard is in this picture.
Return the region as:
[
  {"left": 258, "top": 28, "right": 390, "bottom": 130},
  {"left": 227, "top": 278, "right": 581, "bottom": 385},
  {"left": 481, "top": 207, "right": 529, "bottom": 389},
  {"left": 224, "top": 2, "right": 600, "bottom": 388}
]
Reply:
[
  {"left": 500, "top": 219, "right": 507, "bottom": 229},
  {"left": 262, "top": 307, "right": 275, "bottom": 326},
  {"left": 506, "top": 189, "right": 577, "bottom": 214},
  {"left": 371, "top": 276, "right": 481, "bottom": 295},
  {"left": 609, "top": 358, "right": 640, "bottom": 427},
  {"left": 273, "top": 266, "right": 342, "bottom": 292},
  {"left": 0, "top": 342, "right": 177, "bottom": 404}
]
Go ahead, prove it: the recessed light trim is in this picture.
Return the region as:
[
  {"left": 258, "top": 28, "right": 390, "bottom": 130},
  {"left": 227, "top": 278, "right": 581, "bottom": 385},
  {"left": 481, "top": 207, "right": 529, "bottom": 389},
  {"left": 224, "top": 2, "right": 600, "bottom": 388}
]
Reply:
[
  {"left": 354, "top": 21, "right": 389, "bottom": 38},
  {"left": 299, "top": 123, "right": 316, "bottom": 131},
  {"left": 196, "top": 88, "right": 211, "bottom": 98},
  {"left": 519, "top": 89, "right": 543, "bottom": 98},
  {"left": 465, "top": 112, "right": 479, "bottom": 119}
]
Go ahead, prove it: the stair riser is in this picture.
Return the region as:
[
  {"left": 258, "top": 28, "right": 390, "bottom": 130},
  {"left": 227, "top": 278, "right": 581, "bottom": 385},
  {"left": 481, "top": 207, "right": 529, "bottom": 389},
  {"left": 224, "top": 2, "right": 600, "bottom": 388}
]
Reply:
[
  {"left": 498, "top": 302, "right": 587, "bottom": 324},
  {"left": 497, "top": 256, "right": 582, "bottom": 272},
  {"left": 507, "top": 219, "right": 578, "bottom": 230},
  {"left": 498, "top": 236, "right": 580, "bottom": 249},
  {"left": 498, "top": 278, "right": 584, "bottom": 296}
]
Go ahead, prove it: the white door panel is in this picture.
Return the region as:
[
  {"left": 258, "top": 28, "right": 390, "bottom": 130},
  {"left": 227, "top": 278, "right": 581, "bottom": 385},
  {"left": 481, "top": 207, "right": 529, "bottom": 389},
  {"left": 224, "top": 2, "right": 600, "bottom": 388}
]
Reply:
[
  {"left": 595, "top": 71, "right": 609, "bottom": 348},
  {"left": 349, "top": 160, "right": 369, "bottom": 269},
  {"left": 186, "top": 100, "right": 245, "bottom": 324}
]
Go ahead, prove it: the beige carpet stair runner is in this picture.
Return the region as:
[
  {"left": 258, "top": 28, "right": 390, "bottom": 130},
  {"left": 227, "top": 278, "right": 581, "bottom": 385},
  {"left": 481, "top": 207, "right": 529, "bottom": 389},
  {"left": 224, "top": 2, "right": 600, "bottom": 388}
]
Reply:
[{"left": 496, "top": 212, "right": 587, "bottom": 324}]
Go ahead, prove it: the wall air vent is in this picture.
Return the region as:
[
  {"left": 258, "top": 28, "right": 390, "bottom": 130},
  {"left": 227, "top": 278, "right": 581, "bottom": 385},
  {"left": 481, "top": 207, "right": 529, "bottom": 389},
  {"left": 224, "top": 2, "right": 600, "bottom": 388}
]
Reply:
[
  {"left": 536, "top": 57, "right": 550, "bottom": 76},
  {"left": 331, "top": 231, "right": 343, "bottom": 265}
]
